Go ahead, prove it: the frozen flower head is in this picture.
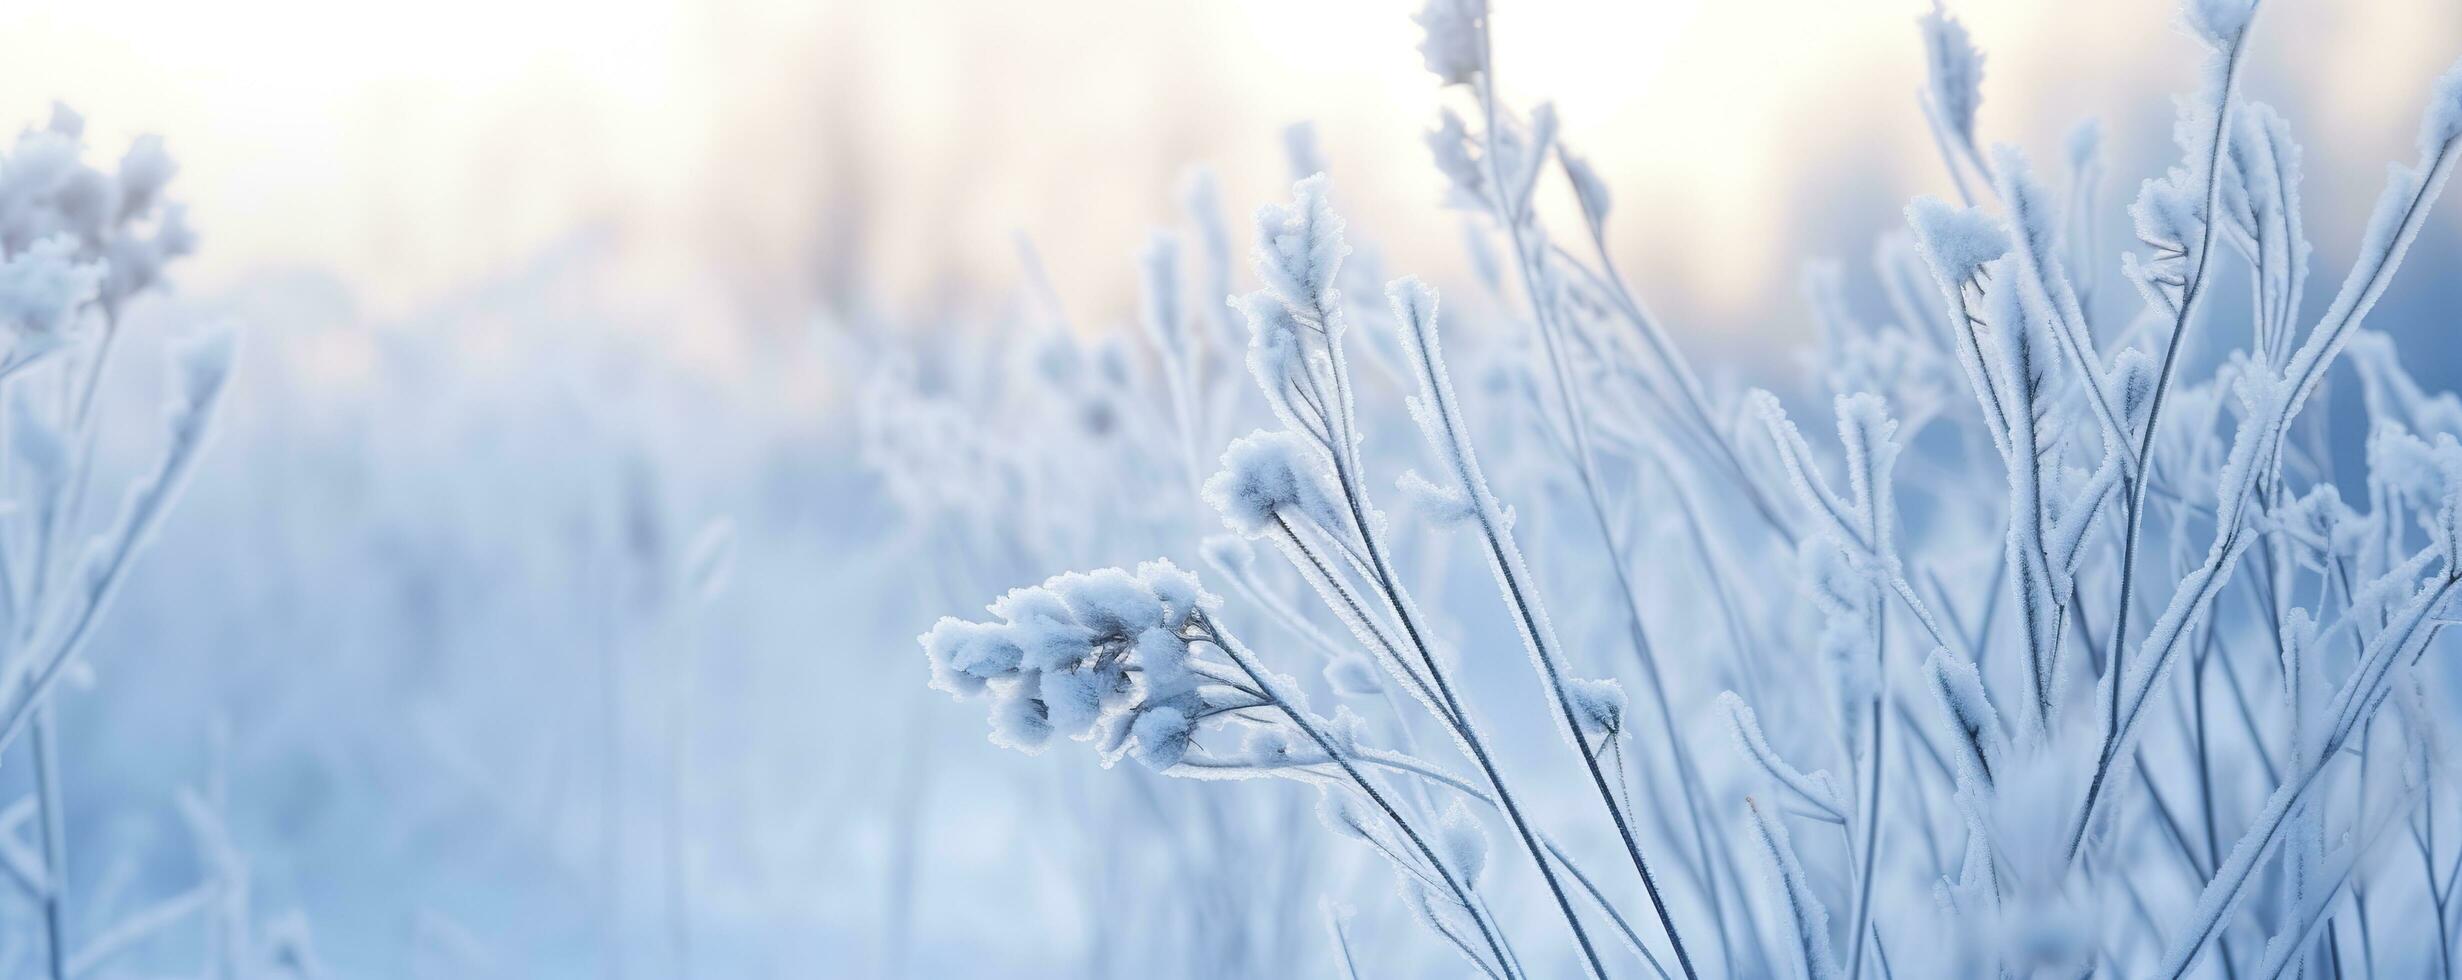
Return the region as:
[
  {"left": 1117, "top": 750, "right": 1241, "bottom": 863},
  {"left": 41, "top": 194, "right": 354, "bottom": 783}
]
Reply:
[
  {"left": 1129, "top": 705, "right": 1195, "bottom": 769},
  {"left": 1204, "top": 429, "right": 1347, "bottom": 538},
  {"left": 1414, "top": 0, "right": 1486, "bottom": 87},
  {"left": 920, "top": 562, "right": 1223, "bottom": 768},
  {"left": 0, "top": 106, "right": 191, "bottom": 315},
  {"left": 104, "top": 203, "right": 196, "bottom": 304},
  {"left": 0, "top": 237, "right": 103, "bottom": 357}
]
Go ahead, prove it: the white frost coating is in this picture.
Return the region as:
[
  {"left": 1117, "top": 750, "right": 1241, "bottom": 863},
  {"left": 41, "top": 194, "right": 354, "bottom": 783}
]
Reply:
[
  {"left": 2436, "top": 435, "right": 2462, "bottom": 577},
  {"left": 1720, "top": 693, "right": 1844, "bottom": 821},
  {"left": 2157, "top": 567, "right": 2456, "bottom": 977},
  {"left": 1137, "top": 558, "right": 1215, "bottom": 628},
  {"left": 1436, "top": 801, "right": 1490, "bottom": 889},
  {"left": 1315, "top": 784, "right": 1378, "bottom": 843},
  {"left": 1251, "top": 175, "right": 1350, "bottom": 316},
  {"left": 1922, "top": 650, "right": 2008, "bottom": 790},
  {"left": 1752, "top": 389, "right": 1913, "bottom": 583},
  {"left": 1834, "top": 392, "right": 1903, "bottom": 572},
  {"left": 1562, "top": 677, "right": 1625, "bottom": 739},
  {"left": 1057, "top": 567, "right": 1163, "bottom": 637},
  {"left": 1234, "top": 289, "right": 1311, "bottom": 429},
  {"left": 987, "top": 687, "right": 1055, "bottom": 753},
  {"left": 2423, "top": 58, "right": 2462, "bottom": 158},
  {"left": 1130, "top": 706, "right": 1194, "bottom": 771},
  {"left": 1395, "top": 468, "right": 1474, "bottom": 527},
  {"left": 0, "top": 237, "right": 101, "bottom": 354},
  {"left": 2108, "top": 348, "right": 2157, "bottom": 432},
  {"left": 1387, "top": 274, "right": 1592, "bottom": 752},
  {"left": 1039, "top": 666, "right": 1110, "bottom": 737},
  {"left": 1747, "top": 797, "right": 1842, "bottom": 980},
  {"left": 1204, "top": 429, "right": 1348, "bottom": 538},
  {"left": 1904, "top": 196, "right": 2010, "bottom": 291},
  {"left": 1992, "top": 143, "right": 2131, "bottom": 460},
  {"left": 1134, "top": 627, "right": 1196, "bottom": 699},
  {"left": 1917, "top": 3, "right": 1984, "bottom": 145},
  {"left": 882, "top": 21, "right": 2462, "bottom": 974},
  {"left": 2184, "top": 0, "right": 2254, "bottom": 47},
  {"left": 920, "top": 563, "right": 1245, "bottom": 767}
]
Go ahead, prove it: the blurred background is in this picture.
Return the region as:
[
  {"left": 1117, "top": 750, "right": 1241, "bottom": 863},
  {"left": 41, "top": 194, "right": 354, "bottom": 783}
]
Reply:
[{"left": 0, "top": 0, "right": 2455, "bottom": 975}]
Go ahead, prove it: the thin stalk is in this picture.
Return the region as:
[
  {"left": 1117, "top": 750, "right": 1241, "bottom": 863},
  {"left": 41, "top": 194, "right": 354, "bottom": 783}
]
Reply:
[
  {"left": 1200, "top": 618, "right": 1524, "bottom": 980},
  {"left": 1394, "top": 266, "right": 1702, "bottom": 974},
  {"left": 34, "top": 705, "right": 68, "bottom": 980},
  {"left": 1845, "top": 604, "right": 1888, "bottom": 980},
  {"left": 2104, "top": 17, "right": 2256, "bottom": 801}
]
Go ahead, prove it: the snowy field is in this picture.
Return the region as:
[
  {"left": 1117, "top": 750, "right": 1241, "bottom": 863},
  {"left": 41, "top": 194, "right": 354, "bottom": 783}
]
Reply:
[{"left": 3, "top": 0, "right": 2462, "bottom": 977}]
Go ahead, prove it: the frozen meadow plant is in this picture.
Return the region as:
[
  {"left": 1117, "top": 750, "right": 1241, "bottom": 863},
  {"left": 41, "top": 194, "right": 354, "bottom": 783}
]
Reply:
[
  {"left": 911, "top": 0, "right": 2462, "bottom": 976},
  {"left": 0, "top": 106, "right": 283, "bottom": 979}
]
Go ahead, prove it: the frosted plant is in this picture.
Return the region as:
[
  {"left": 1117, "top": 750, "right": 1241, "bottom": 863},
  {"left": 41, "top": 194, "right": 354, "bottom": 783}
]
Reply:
[
  {"left": 0, "top": 106, "right": 273, "bottom": 980},
  {"left": 912, "top": 0, "right": 2462, "bottom": 976}
]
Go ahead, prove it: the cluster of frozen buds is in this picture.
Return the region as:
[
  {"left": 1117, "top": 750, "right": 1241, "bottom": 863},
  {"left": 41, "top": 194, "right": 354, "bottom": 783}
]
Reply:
[
  {"left": 923, "top": 559, "right": 1233, "bottom": 771},
  {"left": 0, "top": 104, "right": 193, "bottom": 370}
]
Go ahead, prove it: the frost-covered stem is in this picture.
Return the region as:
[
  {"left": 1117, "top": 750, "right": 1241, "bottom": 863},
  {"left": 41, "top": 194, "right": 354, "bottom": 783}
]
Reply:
[
  {"left": 2106, "top": 15, "right": 2256, "bottom": 741},
  {"left": 1268, "top": 515, "right": 1457, "bottom": 731},
  {"left": 0, "top": 392, "right": 227, "bottom": 760},
  {"left": 2155, "top": 572, "right": 2456, "bottom": 978},
  {"left": 1307, "top": 505, "right": 1611, "bottom": 977},
  {"left": 1345, "top": 750, "right": 1676, "bottom": 980},
  {"left": 2279, "top": 135, "right": 2460, "bottom": 411},
  {"left": 1196, "top": 616, "right": 1527, "bottom": 979},
  {"left": 1472, "top": 27, "right": 1723, "bottom": 970},
  {"left": 33, "top": 704, "right": 69, "bottom": 980},
  {"left": 1394, "top": 275, "right": 1703, "bottom": 978},
  {"left": 1519, "top": 277, "right": 1731, "bottom": 945},
  {"left": 2251, "top": 754, "right": 2425, "bottom": 980},
  {"left": 2078, "top": 122, "right": 2459, "bottom": 862},
  {"left": 1918, "top": 97, "right": 1982, "bottom": 208},
  {"left": 48, "top": 316, "right": 121, "bottom": 592},
  {"left": 1286, "top": 290, "right": 1614, "bottom": 975},
  {"left": 1844, "top": 605, "right": 1887, "bottom": 980},
  {"left": 2192, "top": 645, "right": 2226, "bottom": 894},
  {"left": 1572, "top": 223, "right": 1788, "bottom": 539}
]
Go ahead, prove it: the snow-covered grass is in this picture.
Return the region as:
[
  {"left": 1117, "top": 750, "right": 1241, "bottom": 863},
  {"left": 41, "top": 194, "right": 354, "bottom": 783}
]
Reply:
[{"left": 907, "top": 1, "right": 2462, "bottom": 976}]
